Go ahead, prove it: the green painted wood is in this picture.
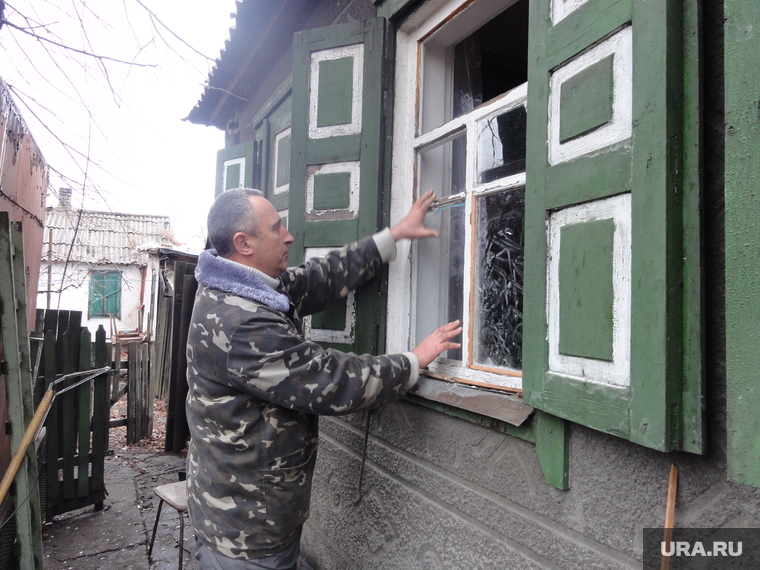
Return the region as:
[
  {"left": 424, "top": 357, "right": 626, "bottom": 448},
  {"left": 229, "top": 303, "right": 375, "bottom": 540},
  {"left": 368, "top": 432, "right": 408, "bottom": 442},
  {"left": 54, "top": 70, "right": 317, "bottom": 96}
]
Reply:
[
  {"left": 311, "top": 300, "right": 347, "bottom": 331},
  {"left": 535, "top": 411, "right": 569, "bottom": 490},
  {"left": 91, "top": 326, "right": 108, "bottom": 495},
  {"left": 0, "top": 215, "right": 43, "bottom": 569},
  {"left": 545, "top": 148, "right": 631, "bottom": 210},
  {"left": 317, "top": 57, "right": 354, "bottom": 127},
  {"left": 546, "top": 0, "right": 631, "bottom": 70},
  {"left": 376, "top": 0, "right": 425, "bottom": 22},
  {"left": 276, "top": 132, "right": 291, "bottom": 187},
  {"left": 525, "top": 0, "right": 701, "bottom": 453},
  {"left": 543, "top": 372, "right": 630, "bottom": 437},
  {"left": 559, "top": 55, "right": 614, "bottom": 144},
  {"left": 225, "top": 163, "right": 241, "bottom": 190},
  {"left": 306, "top": 135, "right": 362, "bottom": 165},
  {"left": 304, "top": 220, "right": 359, "bottom": 248},
  {"left": 558, "top": 219, "right": 615, "bottom": 361},
  {"left": 725, "top": 0, "right": 760, "bottom": 485},
  {"left": 291, "top": 17, "right": 391, "bottom": 355},
  {"left": 43, "top": 330, "right": 58, "bottom": 519},
  {"left": 522, "top": 0, "right": 552, "bottom": 412},
  {"left": 215, "top": 141, "right": 255, "bottom": 197},
  {"left": 627, "top": 0, "right": 685, "bottom": 452},
  {"left": 679, "top": 0, "right": 704, "bottom": 455},
  {"left": 77, "top": 328, "right": 91, "bottom": 498},
  {"left": 314, "top": 172, "right": 351, "bottom": 210},
  {"left": 61, "top": 327, "right": 77, "bottom": 500}
]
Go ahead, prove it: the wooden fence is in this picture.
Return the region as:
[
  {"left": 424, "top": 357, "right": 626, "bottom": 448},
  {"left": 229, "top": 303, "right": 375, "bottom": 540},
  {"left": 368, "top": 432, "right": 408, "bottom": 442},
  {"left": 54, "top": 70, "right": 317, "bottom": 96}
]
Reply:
[{"left": 38, "top": 310, "right": 154, "bottom": 519}]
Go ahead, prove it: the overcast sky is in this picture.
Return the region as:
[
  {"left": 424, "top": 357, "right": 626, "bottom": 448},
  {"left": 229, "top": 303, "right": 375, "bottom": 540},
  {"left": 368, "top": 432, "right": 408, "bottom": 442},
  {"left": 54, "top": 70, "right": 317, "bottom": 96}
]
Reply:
[{"left": 0, "top": 0, "right": 238, "bottom": 251}]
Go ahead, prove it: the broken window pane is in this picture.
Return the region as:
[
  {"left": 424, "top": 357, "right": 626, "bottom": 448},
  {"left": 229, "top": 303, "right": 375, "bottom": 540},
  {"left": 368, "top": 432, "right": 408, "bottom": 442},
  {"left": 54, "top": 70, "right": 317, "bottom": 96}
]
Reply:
[
  {"left": 415, "top": 134, "right": 466, "bottom": 361},
  {"left": 474, "top": 188, "right": 525, "bottom": 369},
  {"left": 477, "top": 105, "right": 527, "bottom": 184}
]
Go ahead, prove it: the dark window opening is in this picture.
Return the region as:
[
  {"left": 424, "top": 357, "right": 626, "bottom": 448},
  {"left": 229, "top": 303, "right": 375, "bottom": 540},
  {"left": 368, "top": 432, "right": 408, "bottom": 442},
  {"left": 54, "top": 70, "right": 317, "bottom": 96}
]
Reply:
[{"left": 453, "top": 0, "right": 529, "bottom": 118}]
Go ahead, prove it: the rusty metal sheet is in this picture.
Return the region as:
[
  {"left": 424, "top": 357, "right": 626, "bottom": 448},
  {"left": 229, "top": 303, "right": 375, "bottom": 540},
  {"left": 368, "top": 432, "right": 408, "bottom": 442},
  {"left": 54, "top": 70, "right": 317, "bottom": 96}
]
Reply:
[{"left": 409, "top": 376, "right": 533, "bottom": 426}]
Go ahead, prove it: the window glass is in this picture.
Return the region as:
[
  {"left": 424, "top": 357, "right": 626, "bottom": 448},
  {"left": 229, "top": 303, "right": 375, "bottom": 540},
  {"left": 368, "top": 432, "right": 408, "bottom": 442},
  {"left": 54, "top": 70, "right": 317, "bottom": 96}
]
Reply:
[
  {"left": 411, "top": 0, "right": 528, "bottom": 383},
  {"left": 89, "top": 270, "right": 121, "bottom": 318},
  {"left": 478, "top": 106, "right": 527, "bottom": 183},
  {"left": 415, "top": 135, "right": 466, "bottom": 360},
  {"left": 474, "top": 188, "right": 525, "bottom": 369}
]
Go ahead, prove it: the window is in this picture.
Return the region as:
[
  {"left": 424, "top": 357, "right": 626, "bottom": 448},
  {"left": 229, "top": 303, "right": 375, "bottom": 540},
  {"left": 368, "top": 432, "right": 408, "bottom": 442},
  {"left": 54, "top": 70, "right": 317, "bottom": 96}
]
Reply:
[
  {"left": 391, "top": 0, "right": 529, "bottom": 391},
  {"left": 89, "top": 270, "right": 121, "bottom": 319}
]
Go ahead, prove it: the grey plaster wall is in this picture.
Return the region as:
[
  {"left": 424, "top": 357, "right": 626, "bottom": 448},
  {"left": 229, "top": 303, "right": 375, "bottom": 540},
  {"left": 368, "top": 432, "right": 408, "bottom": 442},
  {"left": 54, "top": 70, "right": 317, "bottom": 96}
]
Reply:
[{"left": 224, "top": 1, "right": 760, "bottom": 569}]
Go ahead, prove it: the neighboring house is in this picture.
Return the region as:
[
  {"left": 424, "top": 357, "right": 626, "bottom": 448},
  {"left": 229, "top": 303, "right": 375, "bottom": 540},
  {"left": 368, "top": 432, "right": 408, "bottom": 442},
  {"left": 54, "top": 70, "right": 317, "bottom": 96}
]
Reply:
[
  {"left": 38, "top": 188, "right": 175, "bottom": 338},
  {"left": 0, "top": 74, "right": 48, "bottom": 570},
  {"left": 186, "top": 1, "right": 760, "bottom": 568}
]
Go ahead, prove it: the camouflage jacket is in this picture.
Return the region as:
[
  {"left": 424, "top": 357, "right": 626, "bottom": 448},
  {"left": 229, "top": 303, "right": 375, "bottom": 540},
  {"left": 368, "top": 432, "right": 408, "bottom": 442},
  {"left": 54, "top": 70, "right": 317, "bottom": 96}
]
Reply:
[{"left": 185, "top": 234, "right": 418, "bottom": 561}]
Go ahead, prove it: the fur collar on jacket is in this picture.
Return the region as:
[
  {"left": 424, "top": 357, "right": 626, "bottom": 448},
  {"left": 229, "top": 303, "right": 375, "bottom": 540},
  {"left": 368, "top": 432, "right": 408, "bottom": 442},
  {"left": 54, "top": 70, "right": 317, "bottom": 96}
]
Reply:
[{"left": 195, "top": 249, "right": 290, "bottom": 312}]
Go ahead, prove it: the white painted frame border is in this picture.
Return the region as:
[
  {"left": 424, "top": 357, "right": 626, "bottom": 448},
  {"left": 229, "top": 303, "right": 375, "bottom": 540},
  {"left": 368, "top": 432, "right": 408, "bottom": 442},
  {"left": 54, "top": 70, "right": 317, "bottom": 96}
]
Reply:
[
  {"left": 302, "top": 246, "right": 356, "bottom": 344},
  {"left": 308, "top": 44, "right": 364, "bottom": 140},
  {"left": 306, "top": 161, "right": 361, "bottom": 218},
  {"left": 222, "top": 157, "right": 245, "bottom": 191},
  {"left": 273, "top": 127, "right": 291, "bottom": 195},
  {"left": 548, "top": 26, "right": 633, "bottom": 166},
  {"left": 551, "top": 0, "right": 590, "bottom": 25},
  {"left": 547, "top": 193, "right": 632, "bottom": 387}
]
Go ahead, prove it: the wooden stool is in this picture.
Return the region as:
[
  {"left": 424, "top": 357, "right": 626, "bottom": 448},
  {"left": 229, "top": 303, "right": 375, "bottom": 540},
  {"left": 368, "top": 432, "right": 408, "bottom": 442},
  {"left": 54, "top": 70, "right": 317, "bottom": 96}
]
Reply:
[{"left": 148, "top": 481, "right": 188, "bottom": 570}]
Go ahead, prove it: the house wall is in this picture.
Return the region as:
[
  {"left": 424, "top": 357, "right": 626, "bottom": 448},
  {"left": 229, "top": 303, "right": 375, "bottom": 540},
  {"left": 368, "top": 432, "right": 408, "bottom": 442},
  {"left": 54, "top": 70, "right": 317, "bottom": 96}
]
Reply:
[
  {"left": 37, "top": 261, "right": 156, "bottom": 337},
  {"left": 224, "top": 1, "right": 760, "bottom": 568},
  {"left": 0, "top": 79, "right": 48, "bottom": 332}
]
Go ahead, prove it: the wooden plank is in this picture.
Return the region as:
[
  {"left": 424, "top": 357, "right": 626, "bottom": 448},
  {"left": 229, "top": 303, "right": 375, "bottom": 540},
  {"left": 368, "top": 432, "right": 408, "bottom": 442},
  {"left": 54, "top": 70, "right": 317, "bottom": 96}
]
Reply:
[
  {"left": 91, "top": 326, "right": 108, "bottom": 497},
  {"left": 143, "top": 342, "right": 152, "bottom": 439},
  {"left": 535, "top": 411, "right": 570, "bottom": 490},
  {"left": 60, "top": 327, "right": 77, "bottom": 500},
  {"left": 43, "top": 329, "right": 59, "bottom": 519},
  {"left": 304, "top": 219, "right": 358, "bottom": 247},
  {"left": 76, "top": 328, "right": 91, "bottom": 498},
  {"left": 628, "top": 0, "right": 685, "bottom": 452},
  {"left": 127, "top": 343, "right": 137, "bottom": 445},
  {"left": 545, "top": 147, "right": 631, "bottom": 210},
  {"left": 679, "top": 0, "right": 704, "bottom": 455},
  {"left": 546, "top": 0, "right": 631, "bottom": 69},
  {"left": 0, "top": 215, "right": 43, "bottom": 569},
  {"left": 111, "top": 341, "right": 122, "bottom": 404},
  {"left": 542, "top": 371, "right": 630, "bottom": 438},
  {"left": 725, "top": 0, "right": 760, "bottom": 484}
]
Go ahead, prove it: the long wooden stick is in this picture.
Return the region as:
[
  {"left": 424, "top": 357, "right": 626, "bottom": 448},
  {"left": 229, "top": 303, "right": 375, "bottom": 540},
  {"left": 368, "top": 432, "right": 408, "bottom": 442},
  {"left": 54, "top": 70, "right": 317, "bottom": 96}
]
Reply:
[
  {"left": 0, "top": 390, "right": 55, "bottom": 507},
  {"left": 660, "top": 464, "right": 679, "bottom": 570}
]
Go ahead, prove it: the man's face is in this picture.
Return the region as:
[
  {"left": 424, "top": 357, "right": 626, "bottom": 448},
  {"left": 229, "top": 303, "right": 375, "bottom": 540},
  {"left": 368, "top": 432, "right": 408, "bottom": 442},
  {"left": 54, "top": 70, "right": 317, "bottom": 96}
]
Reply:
[{"left": 246, "top": 196, "right": 294, "bottom": 278}]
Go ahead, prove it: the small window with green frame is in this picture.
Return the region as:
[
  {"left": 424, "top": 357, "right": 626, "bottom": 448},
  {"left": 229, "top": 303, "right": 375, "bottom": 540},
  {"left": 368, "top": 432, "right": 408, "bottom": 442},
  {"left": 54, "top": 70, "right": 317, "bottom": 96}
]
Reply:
[{"left": 89, "top": 270, "right": 122, "bottom": 319}]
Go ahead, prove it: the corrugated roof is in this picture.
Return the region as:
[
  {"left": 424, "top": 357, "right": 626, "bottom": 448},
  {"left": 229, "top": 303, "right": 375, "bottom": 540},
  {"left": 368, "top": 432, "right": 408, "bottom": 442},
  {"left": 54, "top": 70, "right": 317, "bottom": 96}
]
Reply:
[{"left": 43, "top": 205, "right": 174, "bottom": 266}]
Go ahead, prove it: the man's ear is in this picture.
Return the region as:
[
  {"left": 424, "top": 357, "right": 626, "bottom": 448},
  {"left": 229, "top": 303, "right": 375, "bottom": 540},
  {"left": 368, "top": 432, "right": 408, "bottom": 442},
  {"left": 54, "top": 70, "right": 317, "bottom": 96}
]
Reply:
[{"left": 232, "top": 232, "right": 253, "bottom": 256}]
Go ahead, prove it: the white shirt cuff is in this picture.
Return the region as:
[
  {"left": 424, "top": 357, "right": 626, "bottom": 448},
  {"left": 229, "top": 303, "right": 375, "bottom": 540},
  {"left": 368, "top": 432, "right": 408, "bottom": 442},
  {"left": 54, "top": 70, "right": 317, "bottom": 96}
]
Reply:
[
  {"left": 372, "top": 228, "right": 397, "bottom": 263},
  {"left": 403, "top": 351, "right": 420, "bottom": 388}
]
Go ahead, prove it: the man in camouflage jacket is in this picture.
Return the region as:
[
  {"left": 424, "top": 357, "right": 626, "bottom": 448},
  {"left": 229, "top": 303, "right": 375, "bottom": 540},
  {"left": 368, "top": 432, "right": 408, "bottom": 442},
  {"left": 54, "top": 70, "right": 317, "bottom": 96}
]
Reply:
[{"left": 186, "top": 188, "right": 461, "bottom": 569}]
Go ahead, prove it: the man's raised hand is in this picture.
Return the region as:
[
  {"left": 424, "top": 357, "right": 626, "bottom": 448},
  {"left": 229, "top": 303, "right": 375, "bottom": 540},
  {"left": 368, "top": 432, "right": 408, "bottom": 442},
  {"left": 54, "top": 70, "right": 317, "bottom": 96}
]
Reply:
[{"left": 390, "top": 189, "right": 439, "bottom": 241}]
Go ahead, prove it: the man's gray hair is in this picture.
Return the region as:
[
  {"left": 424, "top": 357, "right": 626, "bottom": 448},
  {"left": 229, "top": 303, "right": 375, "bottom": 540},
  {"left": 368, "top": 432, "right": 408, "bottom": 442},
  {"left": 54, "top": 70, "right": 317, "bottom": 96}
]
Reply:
[{"left": 207, "top": 188, "right": 264, "bottom": 257}]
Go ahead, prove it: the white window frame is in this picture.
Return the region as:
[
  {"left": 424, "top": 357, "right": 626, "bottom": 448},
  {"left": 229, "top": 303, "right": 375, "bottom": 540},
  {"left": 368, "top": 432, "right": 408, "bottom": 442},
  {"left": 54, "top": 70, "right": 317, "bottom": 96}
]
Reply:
[{"left": 388, "top": 0, "right": 527, "bottom": 391}]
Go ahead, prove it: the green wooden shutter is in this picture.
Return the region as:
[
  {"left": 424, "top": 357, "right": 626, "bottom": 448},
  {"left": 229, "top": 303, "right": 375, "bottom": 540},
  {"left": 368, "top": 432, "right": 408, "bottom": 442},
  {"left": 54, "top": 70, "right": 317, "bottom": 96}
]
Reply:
[
  {"left": 214, "top": 141, "right": 257, "bottom": 197},
  {"left": 523, "top": 0, "right": 703, "bottom": 452},
  {"left": 89, "top": 271, "right": 121, "bottom": 319},
  {"left": 290, "top": 17, "right": 391, "bottom": 354}
]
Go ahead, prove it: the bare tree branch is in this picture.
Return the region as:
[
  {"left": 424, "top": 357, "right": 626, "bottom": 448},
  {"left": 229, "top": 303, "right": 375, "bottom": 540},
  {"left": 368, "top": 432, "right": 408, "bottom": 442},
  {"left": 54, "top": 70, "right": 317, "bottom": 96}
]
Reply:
[
  {"left": 1, "top": 16, "right": 156, "bottom": 66},
  {"left": 133, "top": 0, "right": 213, "bottom": 62}
]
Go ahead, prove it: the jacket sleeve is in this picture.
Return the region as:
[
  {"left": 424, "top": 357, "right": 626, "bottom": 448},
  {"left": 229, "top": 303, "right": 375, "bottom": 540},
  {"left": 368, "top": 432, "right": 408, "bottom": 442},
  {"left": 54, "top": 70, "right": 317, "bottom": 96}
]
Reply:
[
  {"left": 279, "top": 234, "right": 384, "bottom": 317},
  {"left": 225, "top": 306, "right": 416, "bottom": 415}
]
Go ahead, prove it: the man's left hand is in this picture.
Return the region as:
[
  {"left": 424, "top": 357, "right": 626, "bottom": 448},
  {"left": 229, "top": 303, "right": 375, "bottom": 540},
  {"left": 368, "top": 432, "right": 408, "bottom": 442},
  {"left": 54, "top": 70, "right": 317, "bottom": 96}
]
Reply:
[{"left": 390, "top": 189, "right": 439, "bottom": 241}]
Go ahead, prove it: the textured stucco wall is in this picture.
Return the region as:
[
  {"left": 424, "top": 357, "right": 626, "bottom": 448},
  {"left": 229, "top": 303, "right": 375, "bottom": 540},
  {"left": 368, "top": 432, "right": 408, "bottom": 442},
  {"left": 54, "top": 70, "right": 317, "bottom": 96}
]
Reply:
[{"left": 227, "top": 1, "right": 760, "bottom": 568}]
